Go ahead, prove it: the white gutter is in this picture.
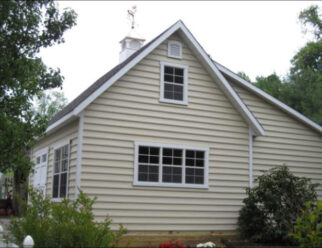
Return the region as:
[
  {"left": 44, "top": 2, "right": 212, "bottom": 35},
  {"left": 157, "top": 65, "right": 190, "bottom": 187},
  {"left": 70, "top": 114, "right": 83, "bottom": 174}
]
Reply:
[{"left": 74, "top": 112, "right": 84, "bottom": 199}]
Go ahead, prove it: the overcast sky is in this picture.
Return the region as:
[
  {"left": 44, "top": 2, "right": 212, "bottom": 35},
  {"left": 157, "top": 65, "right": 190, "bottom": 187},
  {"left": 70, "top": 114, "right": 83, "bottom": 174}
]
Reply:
[{"left": 39, "top": 1, "right": 321, "bottom": 102}]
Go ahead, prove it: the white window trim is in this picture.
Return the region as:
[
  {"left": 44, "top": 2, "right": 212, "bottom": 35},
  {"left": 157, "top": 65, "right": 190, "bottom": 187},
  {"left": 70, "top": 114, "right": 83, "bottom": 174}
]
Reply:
[
  {"left": 168, "top": 40, "right": 182, "bottom": 59},
  {"left": 133, "top": 141, "right": 209, "bottom": 189},
  {"left": 52, "top": 140, "right": 70, "bottom": 201},
  {"left": 160, "top": 61, "right": 189, "bottom": 105}
]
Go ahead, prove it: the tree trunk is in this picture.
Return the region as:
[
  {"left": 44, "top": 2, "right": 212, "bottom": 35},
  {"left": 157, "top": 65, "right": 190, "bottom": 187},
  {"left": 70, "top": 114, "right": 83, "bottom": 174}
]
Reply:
[{"left": 12, "top": 170, "right": 27, "bottom": 216}]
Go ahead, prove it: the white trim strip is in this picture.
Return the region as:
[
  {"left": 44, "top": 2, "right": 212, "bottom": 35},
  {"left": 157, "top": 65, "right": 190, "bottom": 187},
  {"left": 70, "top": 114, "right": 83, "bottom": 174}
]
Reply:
[
  {"left": 75, "top": 112, "right": 84, "bottom": 199},
  {"left": 216, "top": 63, "right": 322, "bottom": 134},
  {"left": 46, "top": 112, "right": 75, "bottom": 133},
  {"left": 249, "top": 127, "right": 254, "bottom": 188}
]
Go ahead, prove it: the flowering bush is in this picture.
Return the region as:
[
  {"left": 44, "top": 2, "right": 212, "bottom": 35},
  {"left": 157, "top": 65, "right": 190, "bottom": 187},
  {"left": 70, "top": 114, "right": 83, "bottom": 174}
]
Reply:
[
  {"left": 197, "top": 241, "right": 216, "bottom": 247},
  {"left": 160, "top": 240, "right": 184, "bottom": 248}
]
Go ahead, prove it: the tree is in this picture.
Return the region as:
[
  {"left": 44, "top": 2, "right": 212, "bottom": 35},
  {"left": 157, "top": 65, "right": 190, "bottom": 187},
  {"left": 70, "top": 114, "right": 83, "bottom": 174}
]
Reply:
[
  {"left": 252, "top": 5, "right": 322, "bottom": 125},
  {"left": 32, "top": 90, "right": 68, "bottom": 122},
  {"left": 238, "top": 166, "right": 318, "bottom": 244},
  {"left": 237, "top": 71, "right": 252, "bottom": 82},
  {"left": 0, "top": 0, "right": 77, "bottom": 214},
  {"left": 254, "top": 73, "right": 285, "bottom": 100}
]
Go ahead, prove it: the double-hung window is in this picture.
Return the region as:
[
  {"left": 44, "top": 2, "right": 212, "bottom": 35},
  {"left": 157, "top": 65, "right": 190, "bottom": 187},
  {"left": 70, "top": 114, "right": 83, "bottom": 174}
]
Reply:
[
  {"left": 160, "top": 62, "right": 188, "bottom": 105},
  {"left": 53, "top": 143, "right": 69, "bottom": 199},
  {"left": 134, "top": 142, "right": 209, "bottom": 188}
]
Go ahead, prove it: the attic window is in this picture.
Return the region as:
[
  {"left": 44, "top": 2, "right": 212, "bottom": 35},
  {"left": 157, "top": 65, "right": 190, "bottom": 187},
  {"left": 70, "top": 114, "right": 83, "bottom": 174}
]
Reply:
[
  {"left": 168, "top": 40, "right": 182, "bottom": 59},
  {"left": 160, "top": 62, "right": 188, "bottom": 105}
]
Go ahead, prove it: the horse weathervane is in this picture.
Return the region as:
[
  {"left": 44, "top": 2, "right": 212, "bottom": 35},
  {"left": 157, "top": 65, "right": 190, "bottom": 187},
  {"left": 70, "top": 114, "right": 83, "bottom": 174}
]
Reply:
[{"left": 127, "top": 5, "right": 137, "bottom": 29}]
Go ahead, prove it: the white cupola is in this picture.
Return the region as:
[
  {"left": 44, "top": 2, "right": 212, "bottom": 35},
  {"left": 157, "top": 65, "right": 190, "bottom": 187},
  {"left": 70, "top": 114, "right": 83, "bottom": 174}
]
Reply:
[{"left": 119, "top": 28, "right": 145, "bottom": 63}]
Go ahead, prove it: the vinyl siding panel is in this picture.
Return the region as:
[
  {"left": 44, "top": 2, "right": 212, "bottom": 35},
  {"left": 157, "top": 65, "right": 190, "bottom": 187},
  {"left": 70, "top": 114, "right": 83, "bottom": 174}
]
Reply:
[
  {"left": 81, "top": 33, "right": 250, "bottom": 231},
  {"left": 30, "top": 120, "right": 79, "bottom": 198},
  {"left": 229, "top": 81, "right": 322, "bottom": 199}
]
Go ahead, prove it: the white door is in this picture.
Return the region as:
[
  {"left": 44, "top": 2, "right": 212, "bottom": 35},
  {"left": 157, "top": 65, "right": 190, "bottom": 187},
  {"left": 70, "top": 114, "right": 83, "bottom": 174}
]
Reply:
[{"left": 34, "top": 150, "right": 48, "bottom": 197}]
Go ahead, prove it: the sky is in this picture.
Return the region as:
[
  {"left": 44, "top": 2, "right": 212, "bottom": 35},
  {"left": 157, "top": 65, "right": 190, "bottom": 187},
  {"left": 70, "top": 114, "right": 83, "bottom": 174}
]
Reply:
[{"left": 39, "top": 1, "right": 322, "bottom": 102}]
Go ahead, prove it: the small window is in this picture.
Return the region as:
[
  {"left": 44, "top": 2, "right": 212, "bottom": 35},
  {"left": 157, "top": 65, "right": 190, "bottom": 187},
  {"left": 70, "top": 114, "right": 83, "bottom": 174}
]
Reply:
[
  {"left": 53, "top": 144, "right": 69, "bottom": 199},
  {"left": 134, "top": 142, "right": 209, "bottom": 188},
  {"left": 160, "top": 62, "right": 188, "bottom": 105},
  {"left": 168, "top": 40, "right": 182, "bottom": 59}
]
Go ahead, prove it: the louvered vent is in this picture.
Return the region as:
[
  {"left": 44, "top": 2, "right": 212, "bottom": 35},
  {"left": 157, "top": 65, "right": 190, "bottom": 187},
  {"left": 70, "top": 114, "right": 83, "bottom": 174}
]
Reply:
[{"left": 168, "top": 41, "right": 182, "bottom": 59}]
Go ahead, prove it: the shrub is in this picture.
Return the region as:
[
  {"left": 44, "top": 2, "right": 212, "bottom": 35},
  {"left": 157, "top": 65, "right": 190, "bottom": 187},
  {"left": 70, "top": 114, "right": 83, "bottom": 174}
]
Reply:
[
  {"left": 7, "top": 188, "right": 126, "bottom": 248},
  {"left": 238, "top": 166, "right": 318, "bottom": 244},
  {"left": 290, "top": 201, "right": 322, "bottom": 248},
  {"left": 160, "top": 240, "right": 184, "bottom": 248}
]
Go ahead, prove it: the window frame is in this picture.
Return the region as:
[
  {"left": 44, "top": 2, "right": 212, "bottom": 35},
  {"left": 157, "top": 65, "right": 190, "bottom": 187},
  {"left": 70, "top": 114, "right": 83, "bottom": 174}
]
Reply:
[
  {"left": 168, "top": 40, "right": 182, "bottom": 59},
  {"left": 52, "top": 140, "right": 70, "bottom": 201},
  {"left": 160, "top": 61, "right": 189, "bottom": 105},
  {"left": 133, "top": 141, "right": 209, "bottom": 189}
]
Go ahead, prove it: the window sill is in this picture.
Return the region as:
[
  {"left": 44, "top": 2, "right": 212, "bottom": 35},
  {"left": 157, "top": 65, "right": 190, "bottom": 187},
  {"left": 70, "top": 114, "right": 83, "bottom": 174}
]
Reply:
[
  {"left": 51, "top": 198, "right": 63, "bottom": 203},
  {"left": 159, "top": 99, "right": 188, "bottom": 106},
  {"left": 133, "top": 181, "right": 209, "bottom": 189}
]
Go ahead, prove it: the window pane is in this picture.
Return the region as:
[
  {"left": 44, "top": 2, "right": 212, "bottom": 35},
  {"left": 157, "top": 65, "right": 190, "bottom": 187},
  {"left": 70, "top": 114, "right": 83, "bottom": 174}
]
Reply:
[
  {"left": 164, "top": 83, "right": 174, "bottom": 92},
  {"left": 53, "top": 175, "right": 59, "bottom": 198},
  {"left": 150, "top": 147, "right": 159, "bottom": 156},
  {"left": 139, "top": 146, "right": 149, "bottom": 155},
  {"left": 163, "top": 156, "right": 172, "bottom": 165},
  {"left": 138, "top": 173, "right": 148, "bottom": 181},
  {"left": 42, "top": 154, "right": 47, "bottom": 162},
  {"left": 149, "top": 155, "right": 159, "bottom": 164},
  {"left": 139, "top": 155, "right": 148, "bottom": 163},
  {"left": 162, "top": 166, "right": 182, "bottom": 184},
  {"left": 149, "top": 173, "right": 159, "bottom": 182},
  {"left": 60, "top": 173, "right": 67, "bottom": 198},
  {"left": 175, "top": 68, "right": 184, "bottom": 76},
  {"left": 174, "top": 76, "right": 183, "bottom": 84},
  {"left": 185, "top": 168, "right": 204, "bottom": 184},
  {"left": 36, "top": 156, "right": 41, "bottom": 164},
  {"left": 61, "top": 159, "right": 68, "bottom": 172},
  {"left": 196, "top": 151, "right": 204, "bottom": 159},
  {"left": 62, "top": 145, "right": 69, "bottom": 160},
  {"left": 139, "top": 164, "right": 148, "bottom": 173},
  {"left": 173, "top": 158, "right": 182, "bottom": 165},
  {"left": 163, "top": 148, "right": 172, "bottom": 156},
  {"left": 149, "top": 165, "right": 159, "bottom": 174},
  {"left": 196, "top": 159, "right": 204, "bottom": 167},
  {"left": 54, "top": 149, "right": 61, "bottom": 162},
  {"left": 173, "top": 149, "right": 182, "bottom": 157},
  {"left": 164, "top": 91, "right": 173, "bottom": 100},
  {"left": 164, "top": 66, "right": 173, "bottom": 74},
  {"left": 186, "top": 150, "right": 195, "bottom": 158},
  {"left": 186, "top": 158, "right": 195, "bottom": 166},
  {"left": 164, "top": 74, "right": 174, "bottom": 82},
  {"left": 174, "top": 85, "right": 183, "bottom": 93},
  {"left": 195, "top": 168, "right": 204, "bottom": 176},
  {"left": 186, "top": 175, "right": 194, "bottom": 184},
  {"left": 195, "top": 176, "right": 204, "bottom": 184},
  {"left": 54, "top": 161, "right": 60, "bottom": 173},
  {"left": 174, "top": 93, "right": 183, "bottom": 101}
]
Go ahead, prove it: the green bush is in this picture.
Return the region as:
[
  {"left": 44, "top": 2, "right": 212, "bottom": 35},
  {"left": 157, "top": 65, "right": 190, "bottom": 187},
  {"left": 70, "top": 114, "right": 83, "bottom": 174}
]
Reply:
[
  {"left": 238, "top": 166, "right": 318, "bottom": 244},
  {"left": 7, "top": 188, "right": 126, "bottom": 248},
  {"left": 290, "top": 201, "right": 322, "bottom": 248}
]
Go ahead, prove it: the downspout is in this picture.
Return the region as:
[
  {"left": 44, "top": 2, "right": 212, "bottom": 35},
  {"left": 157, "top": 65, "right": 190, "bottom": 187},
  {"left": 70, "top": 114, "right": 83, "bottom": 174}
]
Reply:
[
  {"left": 249, "top": 127, "right": 254, "bottom": 188},
  {"left": 75, "top": 112, "right": 84, "bottom": 199}
]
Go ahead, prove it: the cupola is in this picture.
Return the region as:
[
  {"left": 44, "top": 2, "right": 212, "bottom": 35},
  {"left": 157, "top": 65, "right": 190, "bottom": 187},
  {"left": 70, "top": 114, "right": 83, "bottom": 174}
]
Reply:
[{"left": 119, "top": 6, "right": 145, "bottom": 63}]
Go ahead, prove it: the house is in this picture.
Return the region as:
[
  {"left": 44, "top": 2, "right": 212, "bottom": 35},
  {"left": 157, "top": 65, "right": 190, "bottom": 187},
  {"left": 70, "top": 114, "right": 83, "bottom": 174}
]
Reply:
[{"left": 30, "top": 20, "right": 322, "bottom": 234}]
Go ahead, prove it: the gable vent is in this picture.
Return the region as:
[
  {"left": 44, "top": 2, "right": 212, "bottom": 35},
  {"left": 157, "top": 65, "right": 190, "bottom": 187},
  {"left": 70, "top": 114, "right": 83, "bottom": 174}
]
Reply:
[{"left": 168, "top": 40, "right": 182, "bottom": 59}]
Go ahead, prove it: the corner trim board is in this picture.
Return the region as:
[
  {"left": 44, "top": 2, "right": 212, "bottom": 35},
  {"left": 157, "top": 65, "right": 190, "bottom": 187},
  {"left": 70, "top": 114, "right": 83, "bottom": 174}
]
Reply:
[
  {"left": 75, "top": 112, "right": 84, "bottom": 199},
  {"left": 249, "top": 127, "right": 254, "bottom": 188}
]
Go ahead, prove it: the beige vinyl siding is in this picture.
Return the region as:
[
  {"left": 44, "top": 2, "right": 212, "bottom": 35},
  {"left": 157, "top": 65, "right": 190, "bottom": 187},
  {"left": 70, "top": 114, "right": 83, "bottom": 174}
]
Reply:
[
  {"left": 229, "top": 81, "right": 322, "bottom": 199},
  {"left": 30, "top": 120, "right": 78, "bottom": 198},
  {"left": 81, "top": 33, "right": 250, "bottom": 231}
]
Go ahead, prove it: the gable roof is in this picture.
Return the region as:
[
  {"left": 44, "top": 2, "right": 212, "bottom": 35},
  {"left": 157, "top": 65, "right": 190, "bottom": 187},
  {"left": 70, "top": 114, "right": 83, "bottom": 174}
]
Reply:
[{"left": 47, "top": 20, "right": 322, "bottom": 136}]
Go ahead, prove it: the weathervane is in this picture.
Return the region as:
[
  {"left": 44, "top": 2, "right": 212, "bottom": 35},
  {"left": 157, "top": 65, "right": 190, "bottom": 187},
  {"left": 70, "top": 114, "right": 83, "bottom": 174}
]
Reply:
[{"left": 127, "top": 5, "right": 137, "bottom": 29}]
